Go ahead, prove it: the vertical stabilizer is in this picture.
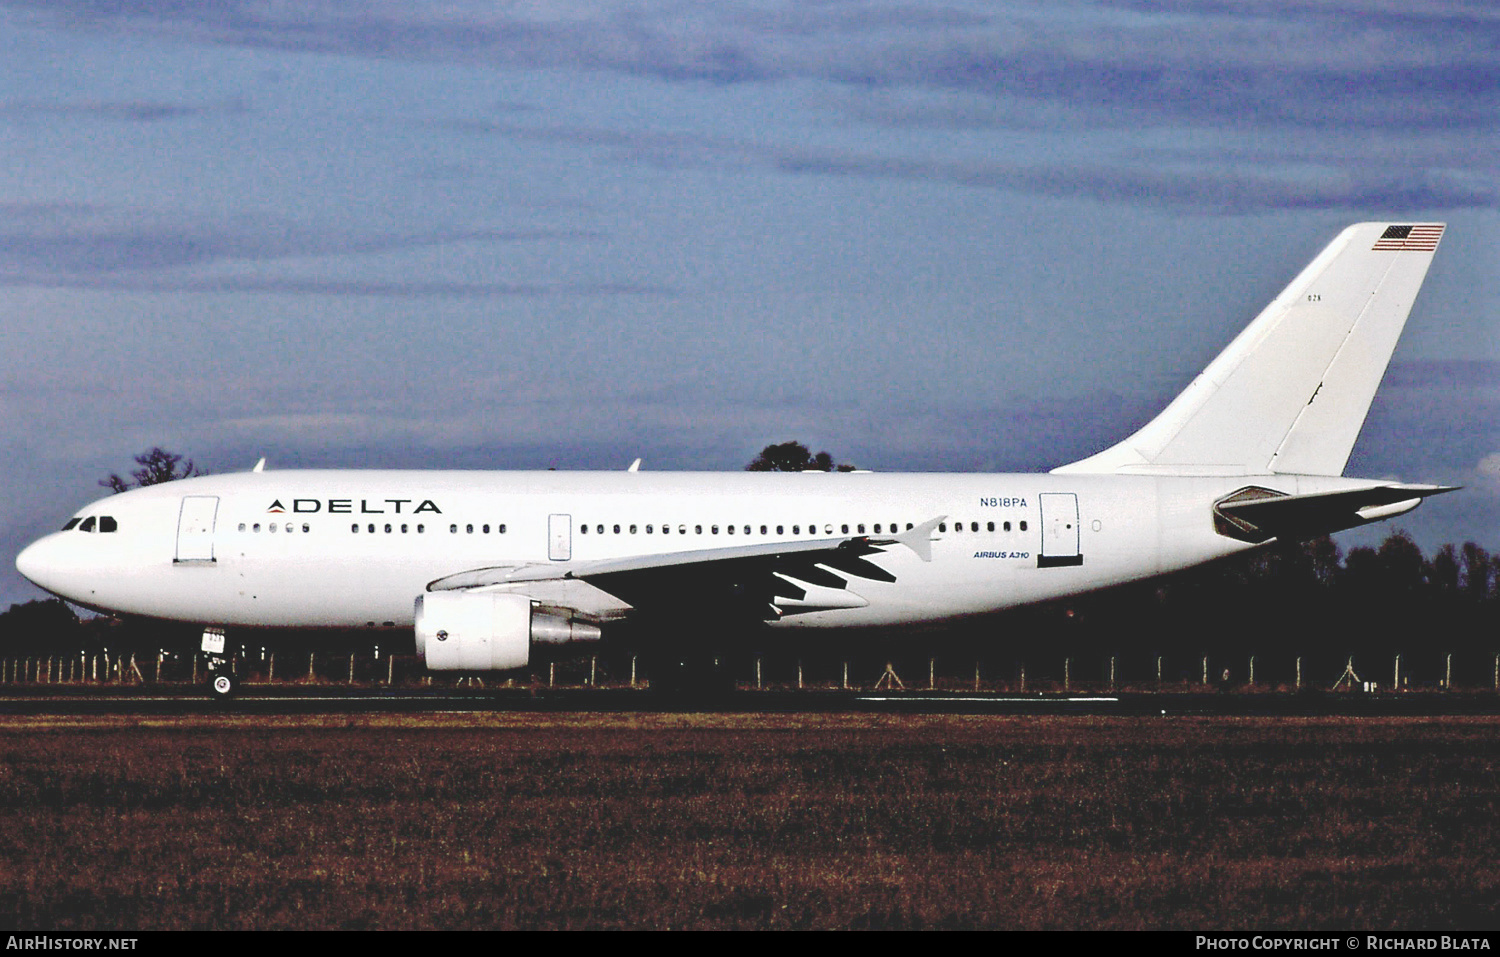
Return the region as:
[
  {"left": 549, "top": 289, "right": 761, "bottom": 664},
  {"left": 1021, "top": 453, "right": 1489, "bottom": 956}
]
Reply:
[{"left": 1054, "top": 223, "right": 1443, "bottom": 477}]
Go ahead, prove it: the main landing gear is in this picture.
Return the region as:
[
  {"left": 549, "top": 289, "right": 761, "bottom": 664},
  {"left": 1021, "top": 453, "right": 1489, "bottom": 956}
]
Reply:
[{"left": 201, "top": 627, "right": 237, "bottom": 699}]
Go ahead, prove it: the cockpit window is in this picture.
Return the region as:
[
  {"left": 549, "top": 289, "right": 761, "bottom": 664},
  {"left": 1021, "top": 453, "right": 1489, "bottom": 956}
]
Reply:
[
  {"left": 99, "top": 516, "right": 118, "bottom": 533},
  {"left": 62, "top": 518, "right": 82, "bottom": 531},
  {"left": 79, "top": 517, "right": 96, "bottom": 532}
]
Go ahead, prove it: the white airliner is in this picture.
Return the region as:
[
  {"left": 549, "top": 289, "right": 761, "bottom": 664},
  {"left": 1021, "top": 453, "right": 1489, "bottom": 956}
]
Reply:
[{"left": 16, "top": 223, "right": 1455, "bottom": 696}]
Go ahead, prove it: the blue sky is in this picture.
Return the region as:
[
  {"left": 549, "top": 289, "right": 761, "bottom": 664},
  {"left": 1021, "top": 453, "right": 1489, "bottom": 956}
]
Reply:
[{"left": 2, "top": 1, "right": 1497, "bottom": 608}]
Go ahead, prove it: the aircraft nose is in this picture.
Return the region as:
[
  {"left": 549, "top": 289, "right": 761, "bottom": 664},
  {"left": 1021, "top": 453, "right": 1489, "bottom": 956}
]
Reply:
[
  {"left": 16, "top": 539, "right": 43, "bottom": 585},
  {"left": 16, "top": 535, "right": 67, "bottom": 597}
]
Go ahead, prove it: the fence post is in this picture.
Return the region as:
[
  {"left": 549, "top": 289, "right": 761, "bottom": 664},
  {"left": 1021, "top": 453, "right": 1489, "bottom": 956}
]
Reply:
[
  {"left": 974, "top": 660, "right": 981, "bottom": 692},
  {"left": 843, "top": 660, "right": 849, "bottom": 690},
  {"left": 1394, "top": 654, "right": 1401, "bottom": 691},
  {"left": 1063, "top": 657, "right": 1070, "bottom": 692},
  {"left": 1296, "top": 656, "right": 1302, "bottom": 691},
  {"left": 1202, "top": 656, "right": 1209, "bottom": 686},
  {"left": 307, "top": 652, "right": 316, "bottom": 682},
  {"left": 630, "top": 655, "right": 637, "bottom": 689},
  {"left": 1445, "top": 653, "right": 1451, "bottom": 690},
  {"left": 1020, "top": 662, "right": 1026, "bottom": 693},
  {"left": 797, "top": 660, "right": 803, "bottom": 690},
  {"left": 756, "top": 656, "right": 762, "bottom": 690},
  {"left": 348, "top": 654, "right": 356, "bottom": 685},
  {"left": 1157, "top": 655, "right": 1163, "bottom": 687},
  {"left": 1109, "top": 656, "right": 1116, "bottom": 691},
  {"left": 929, "top": 657, "right": 935, "bottom": 691}
]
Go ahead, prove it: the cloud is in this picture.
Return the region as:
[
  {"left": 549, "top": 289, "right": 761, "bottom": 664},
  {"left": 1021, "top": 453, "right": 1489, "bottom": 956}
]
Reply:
[
  {"left": 0, "top": 203, "right": 671, "bottom": 297},
  {"left": 0, "top": 272, "right": 672, "bottom": 298},
  {"left": 0, "top": 98, "right": 249, "bottom": 123},
  {"left": 10, "top": 1, "right": 1495, "bottom": 131},
  {"left": 443, "top": 118, "right": 1498, "bottom": 213},
  {"left": 11, "top": 3, "right": 1495, "bottom": 213},
  {"left": 0, "top": 204, "right": 595, "bottom": 271}
]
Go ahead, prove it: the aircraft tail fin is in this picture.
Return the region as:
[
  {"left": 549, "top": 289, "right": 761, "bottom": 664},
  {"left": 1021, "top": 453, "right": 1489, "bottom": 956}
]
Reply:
[{"left": 1054, "top": 222, "right": 1444, "bottom": 477}]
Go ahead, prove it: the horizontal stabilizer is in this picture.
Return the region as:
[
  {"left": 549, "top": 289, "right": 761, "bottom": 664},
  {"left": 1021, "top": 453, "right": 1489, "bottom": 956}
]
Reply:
[{"left": 1213, "top": 483, "right": 1459, "bottom": 543}]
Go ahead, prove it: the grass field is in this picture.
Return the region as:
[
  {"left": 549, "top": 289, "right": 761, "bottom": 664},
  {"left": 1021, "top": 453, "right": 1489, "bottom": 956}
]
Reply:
[{"left": 0, "top": 713, "right": 1495, "bottom": 930}]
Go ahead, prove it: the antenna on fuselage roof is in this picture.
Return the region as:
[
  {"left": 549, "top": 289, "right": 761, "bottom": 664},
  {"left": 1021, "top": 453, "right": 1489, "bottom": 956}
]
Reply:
[{"left": 252, "top": 458, "right": 266, "bottom": 473}]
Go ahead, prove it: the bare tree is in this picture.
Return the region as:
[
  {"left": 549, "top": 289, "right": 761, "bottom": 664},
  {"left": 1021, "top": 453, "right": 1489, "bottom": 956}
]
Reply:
[{"left": 101, "top": 448, "right": 202, "bottom": 493}]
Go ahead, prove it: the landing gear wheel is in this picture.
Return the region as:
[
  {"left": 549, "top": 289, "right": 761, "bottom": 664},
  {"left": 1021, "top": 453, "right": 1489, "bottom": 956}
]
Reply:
[
  {"left": 200, "top": 628, "right": 236, "bottom": 700},
  {"left": 210, "top": 672, "right": 237, "bottom": 699}
]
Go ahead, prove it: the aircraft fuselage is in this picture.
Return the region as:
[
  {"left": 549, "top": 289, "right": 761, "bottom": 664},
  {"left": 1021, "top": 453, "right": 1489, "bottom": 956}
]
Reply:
[{"left": 17, "top": 468, "right": 1382, "bottom": 631}]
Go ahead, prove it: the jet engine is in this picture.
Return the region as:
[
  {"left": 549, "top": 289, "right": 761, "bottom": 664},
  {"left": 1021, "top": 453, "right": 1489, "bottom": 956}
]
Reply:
[{"left": 414, "top": 592, "right": 601, "bottom": 671}]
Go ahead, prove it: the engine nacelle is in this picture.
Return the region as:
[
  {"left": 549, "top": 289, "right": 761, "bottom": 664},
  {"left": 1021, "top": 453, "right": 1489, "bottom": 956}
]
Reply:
[{"left": 414, "top": 592, "right": 601, "bottom": 672}]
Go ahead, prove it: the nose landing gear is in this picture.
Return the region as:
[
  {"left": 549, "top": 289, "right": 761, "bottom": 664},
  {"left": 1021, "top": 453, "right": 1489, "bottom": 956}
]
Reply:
[{"left": 201, "top": 627, "right": 237, "bottom": 700}]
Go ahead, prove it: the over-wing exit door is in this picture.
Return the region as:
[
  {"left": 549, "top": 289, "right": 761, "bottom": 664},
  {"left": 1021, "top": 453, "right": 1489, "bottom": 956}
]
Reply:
[{"left": 548, "top": 514, "right": 572, "bottom": 561}]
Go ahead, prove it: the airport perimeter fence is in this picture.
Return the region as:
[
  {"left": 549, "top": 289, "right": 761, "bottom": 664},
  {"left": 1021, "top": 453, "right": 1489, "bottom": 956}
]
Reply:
[{"left": 2, "top": 647, "right": 1500, "bottom": 694}]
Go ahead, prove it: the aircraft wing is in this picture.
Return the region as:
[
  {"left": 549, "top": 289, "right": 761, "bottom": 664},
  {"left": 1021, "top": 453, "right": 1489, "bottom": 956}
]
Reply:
[
  {"left": 426, "top": 518, "right": 944, "bottom": 622},
  {"left": 1213, "top": 484, "right": 1459, "bottom": 543}
]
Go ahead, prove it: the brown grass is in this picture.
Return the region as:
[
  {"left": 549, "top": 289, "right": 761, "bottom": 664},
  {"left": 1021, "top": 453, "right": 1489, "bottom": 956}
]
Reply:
[{"left": 0, "top": 713, "right": 1495, "bottom": 930}]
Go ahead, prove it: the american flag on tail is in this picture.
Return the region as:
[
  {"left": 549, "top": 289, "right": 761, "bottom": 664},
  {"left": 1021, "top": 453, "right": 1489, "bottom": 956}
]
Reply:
[{"left": 1372, "top": 224, "right": 1444, "bottom": 251}]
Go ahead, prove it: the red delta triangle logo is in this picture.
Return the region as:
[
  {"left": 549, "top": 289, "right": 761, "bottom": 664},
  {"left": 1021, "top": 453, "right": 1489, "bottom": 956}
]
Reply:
[{"left": 267, "top": 500, "right": 286, "bottom": 514}]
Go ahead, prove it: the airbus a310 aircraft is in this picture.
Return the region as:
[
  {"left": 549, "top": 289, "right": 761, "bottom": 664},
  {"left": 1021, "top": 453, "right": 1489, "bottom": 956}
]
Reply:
[{"left": 17, "top": 223, "right": 1454, "bottom": 696}]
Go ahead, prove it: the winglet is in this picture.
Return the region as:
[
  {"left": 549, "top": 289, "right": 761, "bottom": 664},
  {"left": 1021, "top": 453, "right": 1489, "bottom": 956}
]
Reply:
[
  {"left": 891, "top": 516, "right": 945, "bottom": 563},
  {"left": 252, "top": 457, "right": 266, "bottom": 473},
  {"left": 627, "top": 458, "right": 642, "bottom": 472}
]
